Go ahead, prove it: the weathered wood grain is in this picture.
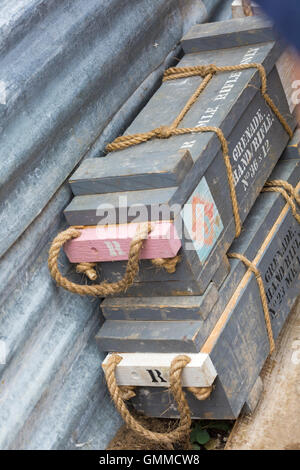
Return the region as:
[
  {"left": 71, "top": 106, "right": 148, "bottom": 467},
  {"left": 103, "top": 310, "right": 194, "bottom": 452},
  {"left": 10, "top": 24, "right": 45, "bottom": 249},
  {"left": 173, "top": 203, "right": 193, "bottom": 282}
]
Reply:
[
  {"left": 70, "top": 149, "right": 193, "bottom": 195},
  {"left": 64, "top": 186, "right": 177, "bottom": 227},
  {"left": 181, "top": 16, "right": 275, "bottom": 54},
  {"left": 210, "top": 254, "right": 230, "bottom": 289},
  {"left": 275, "top": 49, "right": 299, "bottom": 113},
  {"left": 63, "top": 221, "right": 181, "bottom": 263},
  {"left": 102, "top": 352, "right": 217, "bottom": 388},
  {"left": 96, "top": 320, "right": 206, "bottom": 354},
  {"left": 101, "top": 282, "right": 219, "bottom": 321}
]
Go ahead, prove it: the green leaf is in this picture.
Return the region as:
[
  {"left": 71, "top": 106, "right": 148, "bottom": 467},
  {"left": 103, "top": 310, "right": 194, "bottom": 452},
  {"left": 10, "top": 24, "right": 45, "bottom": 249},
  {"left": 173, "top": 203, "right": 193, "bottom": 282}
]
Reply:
[
  {"left": 190, "top": 427, "right": 199, "bottom": 443},
  {"left": 195, "top": 429, "right": 210, "bottom": 445}
]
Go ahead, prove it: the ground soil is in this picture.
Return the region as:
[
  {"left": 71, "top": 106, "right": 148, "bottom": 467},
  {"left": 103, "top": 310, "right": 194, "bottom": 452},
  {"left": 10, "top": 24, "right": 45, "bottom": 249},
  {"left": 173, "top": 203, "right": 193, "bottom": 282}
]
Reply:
[{"left": 107, "top": 411, "right": 232, "bottom": 451}]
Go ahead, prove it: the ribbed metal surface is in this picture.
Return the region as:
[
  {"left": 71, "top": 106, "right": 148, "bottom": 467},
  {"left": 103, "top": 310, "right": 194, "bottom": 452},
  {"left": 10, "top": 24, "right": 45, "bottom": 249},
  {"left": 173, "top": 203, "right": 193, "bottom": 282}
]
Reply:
[{"left": 0, "top": 0, "right": 226, "bottom": 449}]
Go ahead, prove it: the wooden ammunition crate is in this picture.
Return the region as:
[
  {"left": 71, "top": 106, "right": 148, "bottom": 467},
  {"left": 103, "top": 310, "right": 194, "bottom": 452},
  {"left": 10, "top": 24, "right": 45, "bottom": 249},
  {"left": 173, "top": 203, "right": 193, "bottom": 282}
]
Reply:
[
  {"left": 64, "top": 17, "right": 295, "bottom": 295},
  {"left": 97, "top": 142, "right": 300, "bottom": 357},
  {"left": 100, "top": 145, "right": 300, "bottom": 418}
]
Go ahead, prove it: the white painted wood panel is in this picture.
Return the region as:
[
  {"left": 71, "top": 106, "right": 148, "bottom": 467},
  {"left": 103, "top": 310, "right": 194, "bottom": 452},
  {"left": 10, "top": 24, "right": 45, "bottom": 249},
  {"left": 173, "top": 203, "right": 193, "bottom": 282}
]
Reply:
[{"left": 102, "top": 352, "right": 217, "bottom": 387}]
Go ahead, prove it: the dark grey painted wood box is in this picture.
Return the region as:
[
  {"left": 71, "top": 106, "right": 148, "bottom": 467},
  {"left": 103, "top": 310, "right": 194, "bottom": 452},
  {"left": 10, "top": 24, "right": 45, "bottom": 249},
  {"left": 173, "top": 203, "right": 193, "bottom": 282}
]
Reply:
[
  {"left": 100, "top": 133, "right": 300, "bottom": 323},
  {"left": 69, "top": 17, "right": 279, "bottom": 196},
  {"left": 100, "top": 148, "right": 300, "bottom": 419},
  {"left": 181, "top": 16, "right": 275, "bottom": 54},
  {"left": 97, "top": 149, "right": 300, "bottom": 353},
  {"left": 64, "top": 18, "right": 295, "bottom": 295}
]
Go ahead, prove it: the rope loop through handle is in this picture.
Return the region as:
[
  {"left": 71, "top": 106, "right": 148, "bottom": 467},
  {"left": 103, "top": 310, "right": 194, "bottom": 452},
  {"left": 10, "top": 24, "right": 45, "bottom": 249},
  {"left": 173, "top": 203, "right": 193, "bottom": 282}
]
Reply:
[
  {"left": 76, "top": 262, "right": 97, "bottom": 280},
  {"left": 48, "top": 224, "right": 151, "bottom": 296}
]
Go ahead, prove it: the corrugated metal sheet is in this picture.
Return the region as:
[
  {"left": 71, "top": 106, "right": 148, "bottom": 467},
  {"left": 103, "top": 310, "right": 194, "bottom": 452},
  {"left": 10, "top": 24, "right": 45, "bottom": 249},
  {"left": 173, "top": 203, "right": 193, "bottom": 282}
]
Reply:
[{"left": 0, "top": 0, "right": 229, "bottom": 449}]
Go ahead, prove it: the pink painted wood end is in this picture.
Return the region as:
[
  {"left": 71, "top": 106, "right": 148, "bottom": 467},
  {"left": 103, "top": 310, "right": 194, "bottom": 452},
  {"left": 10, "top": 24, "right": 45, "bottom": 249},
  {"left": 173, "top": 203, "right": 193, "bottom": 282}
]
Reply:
[{"left": 64, "top": 221, "right": 181, "bottom": 262}]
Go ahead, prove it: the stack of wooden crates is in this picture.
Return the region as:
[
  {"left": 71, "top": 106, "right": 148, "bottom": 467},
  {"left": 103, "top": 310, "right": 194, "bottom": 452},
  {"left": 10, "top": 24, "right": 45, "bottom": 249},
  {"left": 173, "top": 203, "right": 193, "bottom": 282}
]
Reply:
[{"left": 61, "top": 16, "right": 300, "bottom": 419}]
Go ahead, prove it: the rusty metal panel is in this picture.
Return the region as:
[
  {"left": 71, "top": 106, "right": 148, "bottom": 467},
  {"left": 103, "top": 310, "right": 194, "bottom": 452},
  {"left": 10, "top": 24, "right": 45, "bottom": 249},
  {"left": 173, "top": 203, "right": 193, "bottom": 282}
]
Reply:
[{"left": 0, "top": 0, "right": 226, "bottom": 450}]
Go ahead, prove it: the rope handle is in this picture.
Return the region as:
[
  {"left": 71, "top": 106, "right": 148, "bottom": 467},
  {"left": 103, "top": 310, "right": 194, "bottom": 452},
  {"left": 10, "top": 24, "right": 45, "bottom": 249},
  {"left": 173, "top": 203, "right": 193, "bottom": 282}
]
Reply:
[
  {"left": 104, "top": 354, "right": 191, "bottom": 449},
  {"left": 103, "top": 354, "right": 213, "bottom": 449},
  {"left": 48, "top": 224, "right": 181, "bottom": 295},
  {"left": 48, "top": 224, "right": 151, "bottom": 296}
]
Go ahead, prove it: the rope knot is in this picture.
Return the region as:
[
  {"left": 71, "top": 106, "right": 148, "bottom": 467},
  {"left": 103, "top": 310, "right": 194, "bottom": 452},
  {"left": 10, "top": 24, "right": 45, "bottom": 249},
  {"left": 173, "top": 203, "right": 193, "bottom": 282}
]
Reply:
[
  {"left": 154, "top": 125, "right": 173, "bottom": 139},
  {"left": 151, "top": 255, "right": 181, "bottom": 273},
  {"left": 187, "top": 386, "right": 213, "bottom": 401},
  {"left": 76, "top": 262, "right": 98, "bottom": 281},
  {"left": 119, "top": 386, "right": 136, "bottom": 400},
  {"left": 254, "top": 270, "right": 261, "bottom": 281},
  {"left": 202, "top": 64, "right": 217, "bottom": 76}
]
